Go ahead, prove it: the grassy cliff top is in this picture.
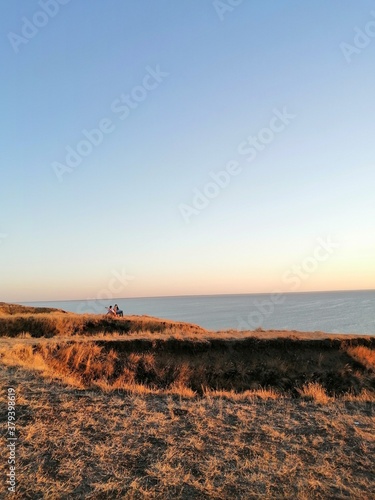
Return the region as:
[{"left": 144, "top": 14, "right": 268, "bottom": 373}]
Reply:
[{"left": 0, "top": 302, "right": 67, "bottom": 315}]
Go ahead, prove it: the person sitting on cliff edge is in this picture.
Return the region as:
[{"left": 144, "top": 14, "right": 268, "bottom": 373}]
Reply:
[
  {"left": 106, "top": 305, "right": 116, "bottom": 316},
  {"left": 113, "top": 304, "right": 123, "bottom": 317}
]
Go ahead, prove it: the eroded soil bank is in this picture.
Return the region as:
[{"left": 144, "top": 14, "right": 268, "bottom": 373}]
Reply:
[{"left": 8, "top": 336, "right": 375, "bottom": 396}]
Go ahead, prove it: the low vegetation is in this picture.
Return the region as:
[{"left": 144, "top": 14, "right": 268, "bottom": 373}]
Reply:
[
  {"left": 0, "top": 303, "right": 374, "bottom": 498},
  {"left": 0, "top": 302, "right": 206, "bottom": 338},
  {"left": 1, "top": 336, "right": 375, "bottom": 399}
]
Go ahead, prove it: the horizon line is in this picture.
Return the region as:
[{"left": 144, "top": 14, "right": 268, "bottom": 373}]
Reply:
[{"left": 12, "top": 287, "right": 375, "bottom": 304}]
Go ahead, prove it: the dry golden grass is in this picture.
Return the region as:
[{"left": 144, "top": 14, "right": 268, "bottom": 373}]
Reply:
[
  {"left": 0, "top": 311, "right": 207, "bottom": 339},
  {"left": 296, "top": 382, "right": 331, "bottom": 404},
  {"left": 0, "top": 304, "right": 374, "bottom": 498},
  {"left": 0, "top": 363, "right": 374, "bottom": 499},
  {"left": 1, "top": 336, "right": 375, "bottom": 399},
  {"left": 0, "top": 302, "right": 67, "bottom": 316},
  {"left": 1, "top": 322, "right": 375, "bottom": 400},
  {"left": 348, "top": 346, "right": 375, "bottom": 372}
]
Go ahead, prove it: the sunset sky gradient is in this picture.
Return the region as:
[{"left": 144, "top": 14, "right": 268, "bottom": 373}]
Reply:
[{"left": 1, "top": 0, "right": 374, "bottom": 302}]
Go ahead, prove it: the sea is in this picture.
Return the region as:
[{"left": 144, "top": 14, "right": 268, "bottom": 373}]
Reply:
[{"left": 20, "top": 290, "right": 375, "bottom": 335}]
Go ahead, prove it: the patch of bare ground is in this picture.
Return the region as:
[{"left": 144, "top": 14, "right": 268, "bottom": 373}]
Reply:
[{"left": 0, "top": 363, "right": 374, "bottom": 499}]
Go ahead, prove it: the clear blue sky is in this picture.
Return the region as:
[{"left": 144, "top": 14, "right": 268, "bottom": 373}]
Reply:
[{"left": 1, "top": 0, "right": 374, "bottom": 302}]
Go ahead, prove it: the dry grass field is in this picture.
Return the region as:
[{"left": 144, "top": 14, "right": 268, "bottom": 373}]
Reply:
[{"left": 0, "top": 303, "right": 374, "bottom": 499}]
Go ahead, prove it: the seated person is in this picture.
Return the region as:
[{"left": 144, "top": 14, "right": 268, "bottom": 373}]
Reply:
[
  {"left": 106, "top": 305, "right": 116, "bottom": 316},
  {"left": 113, "top": 304, "right": 123, "bottom": 317}
]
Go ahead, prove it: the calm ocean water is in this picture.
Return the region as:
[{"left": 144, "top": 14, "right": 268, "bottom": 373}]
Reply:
[{"left": 20, "top": 290, "right": 375, "bottom": 335}]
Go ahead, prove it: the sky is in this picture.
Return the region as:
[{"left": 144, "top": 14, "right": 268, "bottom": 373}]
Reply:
[{"left": 1, "top": 0, "right": 374, "bottom": 302}]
